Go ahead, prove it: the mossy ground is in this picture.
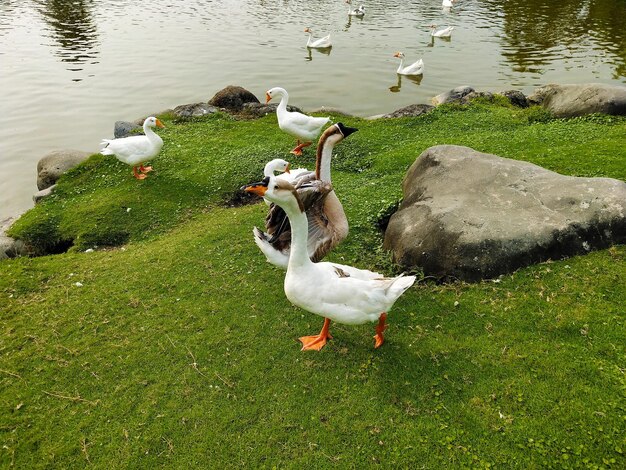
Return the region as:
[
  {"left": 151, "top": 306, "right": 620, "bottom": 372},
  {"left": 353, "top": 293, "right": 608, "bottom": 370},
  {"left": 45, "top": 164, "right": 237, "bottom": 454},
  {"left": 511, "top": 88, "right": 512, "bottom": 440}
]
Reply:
[{"left": 1, "top": 101, "right": 625, "bottom": 468}]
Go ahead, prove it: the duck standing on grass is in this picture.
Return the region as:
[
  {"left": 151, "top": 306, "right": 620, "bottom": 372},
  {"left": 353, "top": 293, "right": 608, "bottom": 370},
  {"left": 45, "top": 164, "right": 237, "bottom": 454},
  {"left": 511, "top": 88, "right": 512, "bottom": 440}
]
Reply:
[
  {"left": 245, "top": 177, "right": 416, "bottom": 351},
  {"left": 253, "top": 123, "right": 357, "bottom": 269},
  {"left": 266, "top": 86, "right": 330, "bottom": 156},
  {"left": 100, "top": 116, "right": 165, "bottom": 180}
]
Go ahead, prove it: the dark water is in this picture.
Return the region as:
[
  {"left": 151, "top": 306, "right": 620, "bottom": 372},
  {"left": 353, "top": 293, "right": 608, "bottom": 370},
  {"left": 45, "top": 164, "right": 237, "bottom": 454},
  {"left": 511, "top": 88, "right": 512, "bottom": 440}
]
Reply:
[{"left": 1, "top": 0, "right": 625, "bottom": 219}]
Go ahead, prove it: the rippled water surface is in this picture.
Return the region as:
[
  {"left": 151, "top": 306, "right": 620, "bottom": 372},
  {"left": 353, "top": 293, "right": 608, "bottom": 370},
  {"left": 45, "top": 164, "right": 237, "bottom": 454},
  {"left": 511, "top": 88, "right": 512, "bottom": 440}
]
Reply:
[{"left": 1, "top": 0, "right": 625, "bottom": 219}]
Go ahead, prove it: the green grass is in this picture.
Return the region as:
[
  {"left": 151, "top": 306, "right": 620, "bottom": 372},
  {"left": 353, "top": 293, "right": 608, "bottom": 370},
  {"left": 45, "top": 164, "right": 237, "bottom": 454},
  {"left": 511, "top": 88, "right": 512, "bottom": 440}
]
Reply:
[{"left": 1, "top": 101, "right": 625, "bottom": 468}]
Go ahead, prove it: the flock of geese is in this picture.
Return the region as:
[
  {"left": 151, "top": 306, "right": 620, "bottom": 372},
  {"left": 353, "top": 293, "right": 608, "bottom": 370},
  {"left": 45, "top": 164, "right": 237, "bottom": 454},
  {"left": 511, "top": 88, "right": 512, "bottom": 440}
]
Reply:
[
  {"left": 96, "top": 0, "right": 466, "bottom": 351},
  {"left": 99, "top": 83, "right": 416, "bottom": 351},
  {"left": 305, "top": 0, "right": 456, "bottom": 77}
]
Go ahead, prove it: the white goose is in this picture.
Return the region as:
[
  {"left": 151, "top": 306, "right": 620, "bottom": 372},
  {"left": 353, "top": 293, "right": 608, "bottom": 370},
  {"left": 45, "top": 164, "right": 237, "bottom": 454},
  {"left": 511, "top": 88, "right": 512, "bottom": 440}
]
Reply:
[
  {"left": 393, "top": 52, "right": 424, "bottom": 76},
  {"left": 348, "top": 5, "right": 365, "bottom": 17},
  {"left": 304, "top": 27, "right": 332, "bottom": 49},
  {"left": 442, "top": 0, "right": 454, "bottom": 8},
  {"left": 261, "top": 158, "right": 309, "bottom": 205},
  {"left": 100, "top": 116, "right": 165, "bottom": 180},
  {"left": 266, "top": 86, "right": 330, "bottom": 155},
  {"left": 253, "top": 123, "right": 356, "bottom": 268},
  {"left": 245, "top": 177, "right": 416, "bottom": 350},
  {"left": 431, "top": 25, "right": 454, "bottom": 37}
]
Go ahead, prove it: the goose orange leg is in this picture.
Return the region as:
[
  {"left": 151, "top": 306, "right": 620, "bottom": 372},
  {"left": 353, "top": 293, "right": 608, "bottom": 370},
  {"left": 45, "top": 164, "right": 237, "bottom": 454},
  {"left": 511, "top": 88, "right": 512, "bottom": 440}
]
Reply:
[
  {"left": 373, "top": 313, "right": 387, "bottom": 349},
  {"left": 139, "top": 164, "right": 153, "bottom": 173},
  {"left": 290, "top": 140, "right": 312, "bottom": 156},
  {"left": 299, "top": 318, "right": 332, "bottom": 351},
  {"left": 132, "top": 166, "right": 147, "bottom": 180}
]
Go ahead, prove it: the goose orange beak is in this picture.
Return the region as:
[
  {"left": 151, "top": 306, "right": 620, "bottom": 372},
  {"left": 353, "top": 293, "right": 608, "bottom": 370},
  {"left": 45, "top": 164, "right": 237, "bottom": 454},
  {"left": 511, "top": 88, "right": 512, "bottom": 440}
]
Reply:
[
  {"left": 156, "top": 119, "right": 165, "bottom": 128},
  {"left": 244, "top": 183, "right": 268, "bottom": 197},
  {"left": 265, "top": 92, "right": 271, "bottom": 104},
  {"left": 285, "top": 163, "right": 291, "bottom": 173}
]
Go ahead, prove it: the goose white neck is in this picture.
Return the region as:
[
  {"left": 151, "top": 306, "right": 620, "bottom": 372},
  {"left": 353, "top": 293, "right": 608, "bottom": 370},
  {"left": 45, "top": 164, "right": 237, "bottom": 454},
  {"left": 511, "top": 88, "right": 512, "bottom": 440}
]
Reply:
[
  {"left": 143, "top": 121, "right": 159, "bottom": 142},
  {"left": 282, "top": 199, "right": 312, "bottom": 269},
  {"left": 316, "top": 134, "right": 337, "bottom": 183},
  {"left": 396, "top": 57, "right": 404, "bottom": 74},
  {"left": 274, "top": 88, "right": 289, "bottom": 113}
]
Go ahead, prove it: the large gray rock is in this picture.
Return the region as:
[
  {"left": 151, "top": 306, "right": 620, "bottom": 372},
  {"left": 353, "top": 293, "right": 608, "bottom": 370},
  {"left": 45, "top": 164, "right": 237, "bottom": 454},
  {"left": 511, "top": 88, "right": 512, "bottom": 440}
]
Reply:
[
  {"left": 173, "top": 102, "right": 218, "bottom": 119},
  {"left": 383, "top": 104, "right": 434, "bottom": 118},
  {"left": 384, "top": 145, "right": 626, "bottom": 281},
  {"left": 528, "top": 83, "right": 626, "bottom": 117},
  {"left": 432, "top": 86, "right": 475, "bottom": 105},
  {"left": 37, "top": 150, "right": 92, "bottom": 190},
  {"left": 114, "top": 121, "right": 143, "bottom": 138},
  {"left": 209, "top": 86, "right": 260, "bottom": 111}
]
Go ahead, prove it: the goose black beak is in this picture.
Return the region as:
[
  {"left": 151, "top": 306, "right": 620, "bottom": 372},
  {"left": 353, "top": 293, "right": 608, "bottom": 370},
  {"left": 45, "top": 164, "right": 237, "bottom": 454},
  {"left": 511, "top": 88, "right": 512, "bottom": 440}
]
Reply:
[{"left": 336, "top": 122, "right": 359, "bottom": 138}]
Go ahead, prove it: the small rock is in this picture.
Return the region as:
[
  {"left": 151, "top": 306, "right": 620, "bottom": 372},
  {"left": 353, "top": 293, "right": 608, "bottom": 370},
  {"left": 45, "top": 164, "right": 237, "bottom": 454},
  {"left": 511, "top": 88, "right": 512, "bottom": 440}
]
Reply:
[
  {"left": 500, "top": 90, "right": 529, "bottom": 108},
  {"left": 432, "top": 86, "right": 475, "bottom": 106},
  {"left": 114, "top": 121, "right": 143, "bottom": 138},
  {"left": 84, "top": 249, "right": 94, "bottom": 253},
  {"left": 37, "top": 149, "right": 92, "bottom": 190},
  {"left": 238, "top": 102, "right": 302, "bottom": 119},
  {"left": 209, "top": 85, "right": 260, "bottom": 111},
  {"left": 0, "top": 236, "right": 28, "bottom": 259},
  {"left": 74, "top": 282, "right": 83, "bottom": 287},
  {"left": 33, "top": 184, "right": 56, "bottom": 204},
  {"left": 173, "top": 102, "right": 218, "bottom": 119},
  {"left": 383, "top": 103, "right": 435, "bottom": 118}
]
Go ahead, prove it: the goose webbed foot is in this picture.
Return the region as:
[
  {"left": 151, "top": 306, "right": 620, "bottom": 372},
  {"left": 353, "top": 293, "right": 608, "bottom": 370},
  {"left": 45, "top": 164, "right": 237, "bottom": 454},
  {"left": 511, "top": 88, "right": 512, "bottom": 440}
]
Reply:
[
  {"left": 290, "top": 141, "right": 312, "bottom": 156},
  {"left": 299, "top": 318, "right": 332, "bottom": 351},
  {"left": 132, "top": 166, "right": 147, "bottom": 180},
  {"left": 373, "top": 312, "right": 387, "bottom": 349},
  {"left": 140, "top": 164, "right": 153, "bottom": 173}
]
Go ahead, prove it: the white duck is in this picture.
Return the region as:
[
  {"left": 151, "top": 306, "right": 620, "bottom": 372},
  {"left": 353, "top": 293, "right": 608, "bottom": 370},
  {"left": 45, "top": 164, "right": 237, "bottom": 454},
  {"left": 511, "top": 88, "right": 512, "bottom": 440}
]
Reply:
[
  {"left": 245, "top": 177, "right": 416, "bottom": 350},
  {"left": 393, "top": 52, "right": 424, "bottom": 76},
  {"left": 348, "top": 5, "right": 365, "bottom": 17},
  {"left": 442, "top": 0, "right": 454, "bottom": 8},
  {"left": 304, "top": 27, "right": 332, "bottom": 49},
  {"left": 431, "top": 25, "right": 454, "bottom": 37},
  {"left": 261, "top": 158, "right": 309, "bottom": 205},
  {"left": 266, "top": 87, "right": 330, "bottom": 155},
  {"left": 100, "top": 116, "right": 165, "bottom": 180},
  {"left": 253, "top": 123, "right": 356, "bottom": 268}
]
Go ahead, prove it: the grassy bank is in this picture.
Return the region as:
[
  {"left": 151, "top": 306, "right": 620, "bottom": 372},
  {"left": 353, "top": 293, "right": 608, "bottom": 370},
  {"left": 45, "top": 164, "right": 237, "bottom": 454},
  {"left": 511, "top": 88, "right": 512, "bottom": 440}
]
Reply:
[{"left": 1, "top": 101, "right": 625, "bottom": 468}]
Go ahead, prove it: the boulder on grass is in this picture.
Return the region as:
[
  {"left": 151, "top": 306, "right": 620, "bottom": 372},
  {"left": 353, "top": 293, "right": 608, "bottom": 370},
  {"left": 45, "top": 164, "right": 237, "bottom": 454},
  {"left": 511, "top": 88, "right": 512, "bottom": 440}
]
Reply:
[
  {"left": 384, "top": 145, "right": 626, "bottom": 281},
  {"left": 37, "top": 150, "right": 92, "bottom": 190},
  {"left": 209, "top": 86, "right": 260, "bottom": 111},
  {"left": 0, "top": 217, "right": 28, "bottom": 259},
  {"left": 500, "top": 90, "right": 529, "bottom": 108},
  {"left": 238, "top": 102, "right": 303, "bottom": 119},
  {"left": 33, "top": 184, "right": 56, "bottom": 204},
  {"left": 114, "top": 121, "right": 143, "bottom": 138},
  {"left": 383, "top": 104, "right": 435, "bottom": 118},
  {"left": 432, "top": 86, "right": 475, "bottom": 105},
  {"left": 173, "top": 102, "right": 218, "bottom": 119},
  {"left": 528, "top": 83, "right": 626, "bottom": 117}
]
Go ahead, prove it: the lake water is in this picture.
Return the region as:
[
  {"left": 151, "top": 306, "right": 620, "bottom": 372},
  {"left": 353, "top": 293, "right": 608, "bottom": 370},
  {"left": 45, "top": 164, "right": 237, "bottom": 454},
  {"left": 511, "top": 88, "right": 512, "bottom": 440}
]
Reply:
[{"left": 1, "top": 0, "right": 625, "bottom": 220}]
